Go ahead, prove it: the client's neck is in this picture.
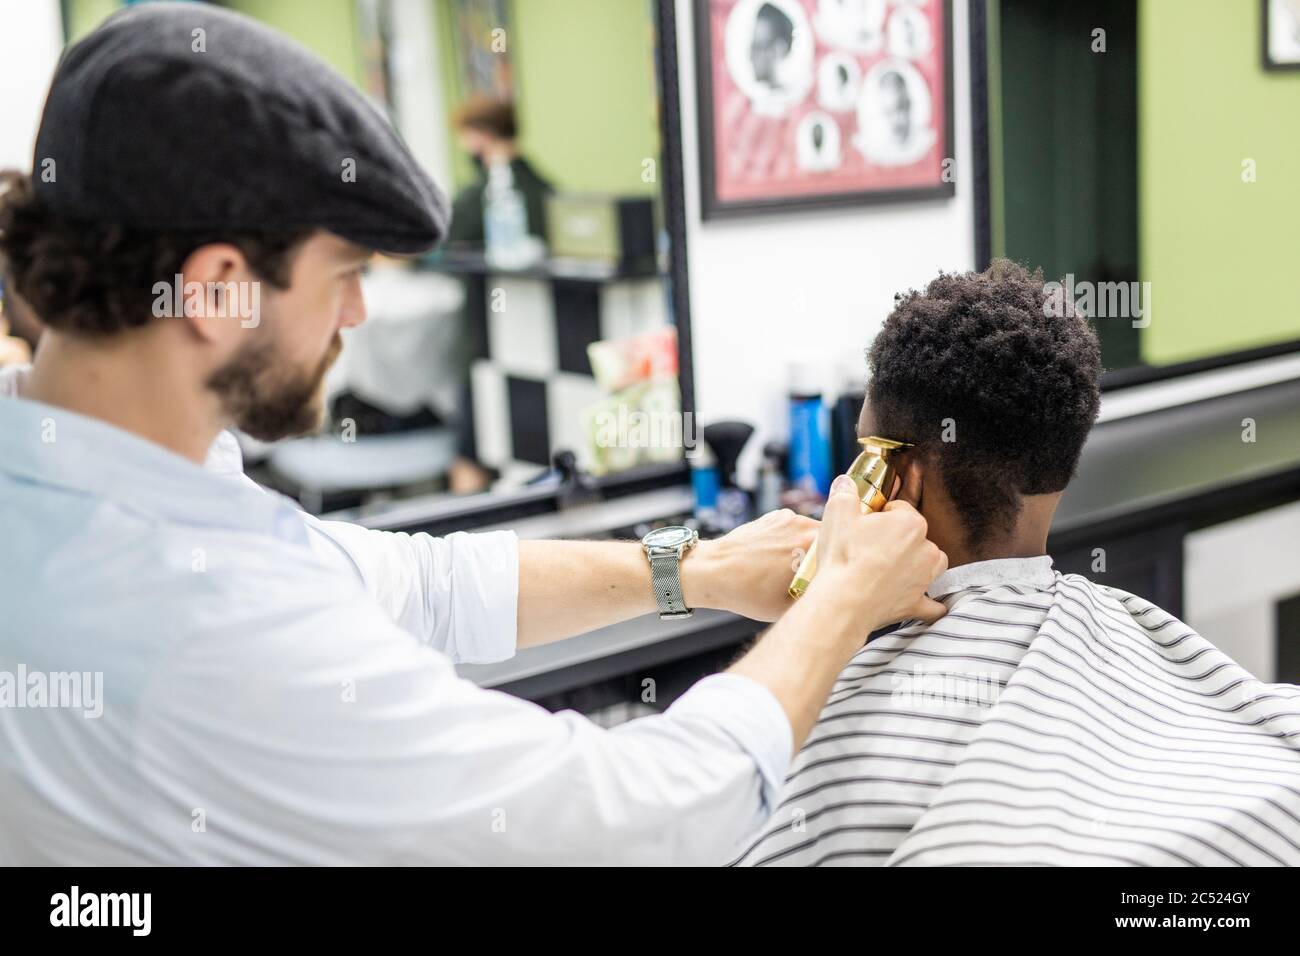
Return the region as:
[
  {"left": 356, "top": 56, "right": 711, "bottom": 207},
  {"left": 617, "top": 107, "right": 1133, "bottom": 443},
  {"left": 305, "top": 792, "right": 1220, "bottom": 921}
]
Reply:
[{"left": 927, "top": 494, "right": 1059, "bottom": 569}]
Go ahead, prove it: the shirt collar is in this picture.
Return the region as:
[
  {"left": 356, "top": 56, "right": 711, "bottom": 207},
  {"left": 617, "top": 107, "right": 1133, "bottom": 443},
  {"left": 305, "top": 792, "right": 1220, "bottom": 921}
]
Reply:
[
  {"left": 0, "top": 372, "right": 307, "bottom": 543},
  {"left": 927, "top": 555, "right": 1056, "bottom": 599}
]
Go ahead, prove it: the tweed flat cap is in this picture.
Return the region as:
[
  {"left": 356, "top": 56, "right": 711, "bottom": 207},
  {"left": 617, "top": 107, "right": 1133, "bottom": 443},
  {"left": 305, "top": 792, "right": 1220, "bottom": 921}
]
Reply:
[{"left": 32, "top": 1, "right": 448, "bottom": 254}]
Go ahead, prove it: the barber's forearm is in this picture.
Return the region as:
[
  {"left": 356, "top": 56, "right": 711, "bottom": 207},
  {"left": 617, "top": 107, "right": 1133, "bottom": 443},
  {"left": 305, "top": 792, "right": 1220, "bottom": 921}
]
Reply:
[
  {"left": 516, "top": 539, "right": 723, "bottom": 648},
  {"left": 727, "top": 568, "right": 874, "bottom": 753},
  {"left": 516, "top": 540, "right": 873, "bottom": 744}
]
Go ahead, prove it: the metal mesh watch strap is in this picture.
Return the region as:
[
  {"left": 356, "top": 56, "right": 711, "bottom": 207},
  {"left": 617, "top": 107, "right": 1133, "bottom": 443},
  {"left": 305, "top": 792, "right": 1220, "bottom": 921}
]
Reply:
[{"left": 649, "top": 551, "right": 691, "bottom": 618}]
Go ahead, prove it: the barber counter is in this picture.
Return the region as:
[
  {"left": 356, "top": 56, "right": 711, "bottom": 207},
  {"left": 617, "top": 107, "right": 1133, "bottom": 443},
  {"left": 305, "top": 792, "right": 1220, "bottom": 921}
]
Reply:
[{"left": 371, "top": 377, "right": 1300, "bottom": 717}]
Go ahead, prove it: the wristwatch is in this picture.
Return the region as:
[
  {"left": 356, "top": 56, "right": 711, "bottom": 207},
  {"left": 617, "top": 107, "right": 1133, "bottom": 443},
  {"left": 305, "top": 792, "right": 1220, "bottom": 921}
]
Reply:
[{"left": 641, "top": 525, "right": 699, "bottom": 620}]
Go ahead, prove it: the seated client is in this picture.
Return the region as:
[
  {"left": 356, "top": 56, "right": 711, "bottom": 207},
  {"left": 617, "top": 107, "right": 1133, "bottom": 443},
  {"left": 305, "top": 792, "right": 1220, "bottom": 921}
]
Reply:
[{"left": 732, "top": 259, "right": 1300, "bottom": 867}]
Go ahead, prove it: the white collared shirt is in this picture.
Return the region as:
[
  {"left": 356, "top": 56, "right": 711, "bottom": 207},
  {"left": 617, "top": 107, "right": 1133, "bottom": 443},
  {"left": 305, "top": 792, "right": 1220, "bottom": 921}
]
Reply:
[{"left": 0, "top": 367, "right": 790, "bottom": 864}]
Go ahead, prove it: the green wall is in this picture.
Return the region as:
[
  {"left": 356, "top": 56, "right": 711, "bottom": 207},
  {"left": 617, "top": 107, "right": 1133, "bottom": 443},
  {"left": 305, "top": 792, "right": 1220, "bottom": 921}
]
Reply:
[
  {"left": 223, "top": 0, "right": 361, "bottom": 87},
  {"left": 63, "top": 0, "right": 362, "bottom": 86},
  {"left": 1139, "top": 0, "right": 1300, "bottom": 364},
  {"left": 435, "top": 0, "right": 660, "bottom": 195},
  {"left": 63, "top": 0, "right": 120, "bottom": 40},
  {"left": 62, "top": 0, "right": 662, "bottom": 199},
  {"left": 506, "top": 0, "right": 659, "bottom": 195}
]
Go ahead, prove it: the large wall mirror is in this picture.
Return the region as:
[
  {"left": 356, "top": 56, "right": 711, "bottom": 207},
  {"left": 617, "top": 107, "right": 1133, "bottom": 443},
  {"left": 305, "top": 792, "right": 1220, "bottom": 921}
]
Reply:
[
  {"left": 57, "top": 0, "right": 694, "bottom": 525},
  {"left": 969, "top": 0, "right": 1300, "bottom": 389}
]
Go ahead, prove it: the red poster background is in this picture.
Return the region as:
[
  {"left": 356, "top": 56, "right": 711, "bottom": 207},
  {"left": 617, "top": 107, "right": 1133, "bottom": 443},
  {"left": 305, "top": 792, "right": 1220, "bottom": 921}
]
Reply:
[{"left": 707, "top": 0, "right": 949, "bottom": 204}]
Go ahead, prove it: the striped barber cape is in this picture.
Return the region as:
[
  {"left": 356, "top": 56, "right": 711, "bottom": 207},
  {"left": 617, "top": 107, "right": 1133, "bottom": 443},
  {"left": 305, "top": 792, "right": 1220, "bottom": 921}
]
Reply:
[{"left": 731, "top": 556, "right": 1300, "bottom": 866}]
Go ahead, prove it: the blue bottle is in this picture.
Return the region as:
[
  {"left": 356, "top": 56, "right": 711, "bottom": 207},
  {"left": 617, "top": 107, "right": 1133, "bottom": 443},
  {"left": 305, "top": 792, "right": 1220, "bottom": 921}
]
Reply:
[
  {"left": 787, "top": 363, "right": 831, "bottom": 496},
  {"left": 690, "top": 445, "right": 721, "bottom": 518}
]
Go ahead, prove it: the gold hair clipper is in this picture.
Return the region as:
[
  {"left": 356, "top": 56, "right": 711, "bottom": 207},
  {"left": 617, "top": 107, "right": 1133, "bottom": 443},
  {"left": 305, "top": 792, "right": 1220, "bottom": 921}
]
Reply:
[{"left": 788, "top": 436, "right": 912, "bottom": 598}]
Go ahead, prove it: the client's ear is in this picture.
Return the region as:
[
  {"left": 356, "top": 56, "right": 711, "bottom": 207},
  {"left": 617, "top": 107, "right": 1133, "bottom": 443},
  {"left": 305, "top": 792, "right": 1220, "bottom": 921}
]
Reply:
[{"left": 894, "top": 451, "right": 925, "bottom": 508}]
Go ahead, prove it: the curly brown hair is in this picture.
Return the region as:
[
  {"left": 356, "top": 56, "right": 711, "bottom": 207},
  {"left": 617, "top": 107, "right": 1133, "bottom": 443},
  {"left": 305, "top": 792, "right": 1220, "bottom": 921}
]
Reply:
[
  {"left": 0, "top": 170, "right": 310, "bottom": 337},
  {"left": 867, "top": 258, "right": 1103, "bottom": 544},
  {"left": 452, "top": 95, "right": 518, "bottom": 140}
]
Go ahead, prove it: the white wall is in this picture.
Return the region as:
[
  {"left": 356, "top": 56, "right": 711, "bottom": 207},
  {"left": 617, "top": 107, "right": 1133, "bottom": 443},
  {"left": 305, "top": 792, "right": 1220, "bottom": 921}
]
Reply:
[
  {"left": 0, "top": 1, "right": 62, "bottom": 170},
  {"left": 674, "top": 0, "right": 976, "bottom": 483}
]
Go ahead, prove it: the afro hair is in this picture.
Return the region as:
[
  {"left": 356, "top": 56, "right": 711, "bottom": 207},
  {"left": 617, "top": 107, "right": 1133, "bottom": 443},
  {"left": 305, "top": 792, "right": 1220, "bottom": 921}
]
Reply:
[{"left": 867, "top": 258, "right": 1102, "bottom": 545}]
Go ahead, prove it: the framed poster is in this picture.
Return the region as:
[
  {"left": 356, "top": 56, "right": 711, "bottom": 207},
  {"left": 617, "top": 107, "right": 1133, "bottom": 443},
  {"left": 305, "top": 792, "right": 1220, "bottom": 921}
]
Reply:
[
  {"left": 694, "top": 0, "right": 954, "bottom": 218},
  {"left": 1263, "top": 0, "right": 1300, "bottom": 71}
]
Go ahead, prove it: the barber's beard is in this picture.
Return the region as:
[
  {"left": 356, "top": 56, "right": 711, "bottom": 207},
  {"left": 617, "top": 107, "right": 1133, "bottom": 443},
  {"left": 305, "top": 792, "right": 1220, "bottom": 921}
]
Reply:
[{"left": 207, "top": 331, "right": 343, "bottom": 442}]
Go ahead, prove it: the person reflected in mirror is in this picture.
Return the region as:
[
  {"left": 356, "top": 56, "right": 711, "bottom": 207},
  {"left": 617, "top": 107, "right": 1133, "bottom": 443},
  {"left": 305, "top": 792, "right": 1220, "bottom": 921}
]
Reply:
[{"left": 446, "top": 96, "right": 554, "bottom": 247}]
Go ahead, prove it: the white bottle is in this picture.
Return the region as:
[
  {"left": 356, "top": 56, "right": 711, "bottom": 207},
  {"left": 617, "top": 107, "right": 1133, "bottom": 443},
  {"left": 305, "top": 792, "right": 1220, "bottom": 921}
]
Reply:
[{"left": 484, "top": 161, "right": 539, "bottom": 269}]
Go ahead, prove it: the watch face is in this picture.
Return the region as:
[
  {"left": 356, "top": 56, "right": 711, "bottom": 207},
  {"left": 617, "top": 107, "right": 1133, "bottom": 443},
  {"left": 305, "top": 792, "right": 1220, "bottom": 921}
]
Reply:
[{"left": 644, "top": 525, "right": 694, "bottom": 550}]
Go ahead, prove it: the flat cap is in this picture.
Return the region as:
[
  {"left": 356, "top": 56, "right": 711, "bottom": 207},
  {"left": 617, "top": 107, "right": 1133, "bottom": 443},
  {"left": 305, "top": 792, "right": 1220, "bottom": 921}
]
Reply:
[{"left": 33, "top": 1, "right": 448, "bottom": 255}]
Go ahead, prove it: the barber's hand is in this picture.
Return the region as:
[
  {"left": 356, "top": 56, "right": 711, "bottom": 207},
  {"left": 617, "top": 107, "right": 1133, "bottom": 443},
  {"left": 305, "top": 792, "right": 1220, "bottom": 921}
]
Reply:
[
  {"left": 811, "top": 474, "right": 949, "bottom": 629},
  {"left": 0, "top": 333, "right": 31, "bottom": 369},
  {"left": 682, "top": 507, "right": 818, "bottom": 622}
]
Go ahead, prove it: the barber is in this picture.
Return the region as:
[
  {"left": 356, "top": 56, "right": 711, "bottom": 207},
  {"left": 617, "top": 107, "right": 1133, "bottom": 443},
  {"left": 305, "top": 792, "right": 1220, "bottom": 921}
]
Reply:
[{"left": 0, "top": 4, "right": 947, "bottom": 865}]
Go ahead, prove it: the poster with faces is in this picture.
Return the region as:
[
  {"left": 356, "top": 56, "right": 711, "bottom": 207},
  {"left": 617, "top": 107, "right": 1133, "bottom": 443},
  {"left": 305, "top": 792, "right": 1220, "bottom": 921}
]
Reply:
[
  {"left": 1265, "top": 0, "right": 1300, "bottom": 67},
  {"left": 698, "top": 0, "right": 951, "bottom": 214}
]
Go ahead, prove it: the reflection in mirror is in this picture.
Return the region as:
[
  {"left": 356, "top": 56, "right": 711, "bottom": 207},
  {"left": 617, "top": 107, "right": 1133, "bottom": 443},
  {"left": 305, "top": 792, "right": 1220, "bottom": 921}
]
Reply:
[
  {"left": 106, "top": 0, "right": 684, "bottom": 517},
  {"left": 987, "top": 0, "right": 1300, "bottom": 385}
]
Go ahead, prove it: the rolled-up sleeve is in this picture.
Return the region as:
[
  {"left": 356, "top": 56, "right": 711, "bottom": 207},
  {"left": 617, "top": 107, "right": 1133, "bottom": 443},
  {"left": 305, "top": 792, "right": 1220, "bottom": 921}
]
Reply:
[
  {"left": 302, "top": 517, "right": 519, "bottom": 664},
  {"left": 662, "top": 673, "right": 792, "bottom": 816}
]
